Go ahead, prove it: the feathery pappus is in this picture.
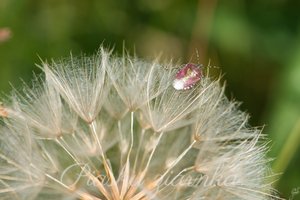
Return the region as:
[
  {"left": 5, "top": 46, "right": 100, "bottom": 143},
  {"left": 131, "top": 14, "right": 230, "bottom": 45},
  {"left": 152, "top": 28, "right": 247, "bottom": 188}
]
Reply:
[{"left": 0, "top": 47, "right": 281, "bottom": 200}]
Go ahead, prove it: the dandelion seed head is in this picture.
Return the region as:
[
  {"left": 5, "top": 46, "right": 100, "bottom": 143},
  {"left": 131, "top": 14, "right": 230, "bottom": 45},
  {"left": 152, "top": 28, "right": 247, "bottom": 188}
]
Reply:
[{"left": 0, "top": 47, "right": 280, "bottom": 200}]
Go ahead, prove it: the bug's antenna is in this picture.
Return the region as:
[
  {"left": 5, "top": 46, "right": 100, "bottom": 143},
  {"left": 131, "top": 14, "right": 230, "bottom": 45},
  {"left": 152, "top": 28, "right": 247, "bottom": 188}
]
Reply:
[
  {"left": 195, "top": 49, "right": 201, "bottom": 65},
  {"left": 195, "top": 49, "right": 204, "bottom": 69},
  {"left": 208, "top": 58, "right": 211, "bottom": 68},
  {"left": 207, "top": 58, "right": 219, "bottom": 69}
]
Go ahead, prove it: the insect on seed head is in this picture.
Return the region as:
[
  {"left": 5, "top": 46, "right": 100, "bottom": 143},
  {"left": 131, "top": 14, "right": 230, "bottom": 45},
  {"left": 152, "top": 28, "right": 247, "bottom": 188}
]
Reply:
[{"left": 172, "top": 63, "right": 202, "bottom": 90}]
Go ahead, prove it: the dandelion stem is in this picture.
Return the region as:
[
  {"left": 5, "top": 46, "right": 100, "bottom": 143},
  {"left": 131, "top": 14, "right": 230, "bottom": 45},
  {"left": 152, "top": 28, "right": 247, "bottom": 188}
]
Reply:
[
  {"left": 45, "top": 173, "right": 103, "bottom": 200},
  {"left": 273, "top": 118, "right": 300, "bottom": 174},
  {"left": 133, "top": 128, "right": 146, "bottom": 173},
  {"left": 55, "top": 138, "right": 112, "bottom": 199},
  {"left": 126, "top": 111, "right": 135, "bottom": 162},
  {"left": 118, "top": 120, "right": 124, "bottom": 167},
  {"left": 56, "top": 139, "right": 106, "bottom": 193},
  {"left": 70, "top": 133, "right": 98, "bottom": 170},
  {"left": 141, "top": 132, "right": 164, "bottom": 178},
  {"left": 55, "top": 138, "right": 80, "bottom": 165},
  {"left": 45, "top": 173, "right": 73, "bottom": 191},
  {"left": 38, "top": 143, "right": 59, "bottom": 172},
  {"left": 120, "top": 158, "right": 130, "bottom": 199},
  {"left": 120, "top": 111, "right": 135, "bottom": 199},
  {"left": 89, "top": 121, "right": 120, "bottom": 199},
  {"left": 154, "top": 140, "right": 196, "bottom": 186},
  {"left": 89, "top": 121, "right": 105, "bottom": 159},
  {"left": 0, "top": 153, "right": 35, "bottom": 177}
]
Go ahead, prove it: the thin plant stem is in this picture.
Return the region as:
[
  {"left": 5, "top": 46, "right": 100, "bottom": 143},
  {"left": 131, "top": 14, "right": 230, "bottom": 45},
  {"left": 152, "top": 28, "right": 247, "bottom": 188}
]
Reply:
[{"left": 273, "top": 118, "right": 300, "bottom": 176}]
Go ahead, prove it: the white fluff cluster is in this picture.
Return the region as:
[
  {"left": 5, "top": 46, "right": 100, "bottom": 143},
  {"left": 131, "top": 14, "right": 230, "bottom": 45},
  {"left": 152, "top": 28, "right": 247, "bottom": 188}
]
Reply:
[{"left": 0, "top": 48, "right": 280, "bottom": 200}]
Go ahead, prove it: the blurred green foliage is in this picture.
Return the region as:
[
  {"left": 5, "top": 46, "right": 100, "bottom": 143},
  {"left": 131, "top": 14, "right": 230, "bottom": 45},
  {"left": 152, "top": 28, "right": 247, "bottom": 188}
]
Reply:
[{"left": 1, "top": 0, "right": 300, "bottom": 198}]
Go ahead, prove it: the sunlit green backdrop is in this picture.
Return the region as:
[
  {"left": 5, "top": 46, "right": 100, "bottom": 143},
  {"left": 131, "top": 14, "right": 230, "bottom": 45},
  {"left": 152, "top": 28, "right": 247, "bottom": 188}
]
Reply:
[{"left": 1, "top": 0, "right": 299, "bottom": 198}]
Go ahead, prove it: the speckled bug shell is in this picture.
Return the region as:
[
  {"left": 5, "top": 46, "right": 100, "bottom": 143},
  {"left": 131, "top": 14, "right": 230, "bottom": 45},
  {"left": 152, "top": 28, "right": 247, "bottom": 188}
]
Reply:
[{"left": 172, "top": 63, "right": 202, "bottom": 90}]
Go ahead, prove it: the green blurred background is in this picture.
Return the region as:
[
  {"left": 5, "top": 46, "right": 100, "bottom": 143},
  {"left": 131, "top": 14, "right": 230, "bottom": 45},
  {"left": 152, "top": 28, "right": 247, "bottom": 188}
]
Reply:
[{"left": 1, "top": 0, "right": 299, "bottom": 198}]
